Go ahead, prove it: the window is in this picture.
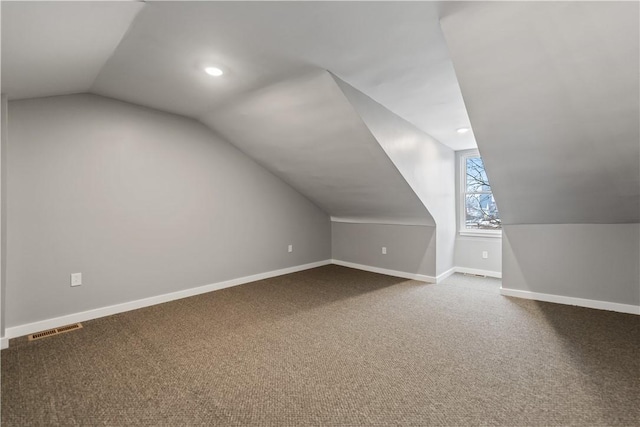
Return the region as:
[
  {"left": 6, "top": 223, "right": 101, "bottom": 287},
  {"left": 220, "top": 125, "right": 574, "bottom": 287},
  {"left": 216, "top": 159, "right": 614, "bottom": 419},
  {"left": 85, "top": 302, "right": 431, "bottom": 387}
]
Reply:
[{"left": 460, "top": 151, "right": 501, "bottom": 236}]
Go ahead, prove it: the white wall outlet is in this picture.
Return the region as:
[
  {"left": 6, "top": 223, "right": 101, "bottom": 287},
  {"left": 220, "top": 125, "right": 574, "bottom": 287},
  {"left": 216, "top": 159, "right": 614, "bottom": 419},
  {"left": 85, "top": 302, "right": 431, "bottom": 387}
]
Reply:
[
  {"left": 482, "top": 251, "right": 488, "bottom": 259},
  {"left": 71, "top": 272, "right": 82, "bottom": 287},
  {"left": 288, "top": 244, "right": 293, "bottom": 253},
  {"left": 382, "top": 246, "right": 387, "bottom": 255}
]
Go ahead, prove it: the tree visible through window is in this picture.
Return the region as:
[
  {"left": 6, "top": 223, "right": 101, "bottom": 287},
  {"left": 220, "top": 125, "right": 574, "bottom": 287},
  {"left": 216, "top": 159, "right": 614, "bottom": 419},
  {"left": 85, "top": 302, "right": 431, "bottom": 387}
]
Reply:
[{"left": 463, "top": 155, "right": 501, "bottom": 231}]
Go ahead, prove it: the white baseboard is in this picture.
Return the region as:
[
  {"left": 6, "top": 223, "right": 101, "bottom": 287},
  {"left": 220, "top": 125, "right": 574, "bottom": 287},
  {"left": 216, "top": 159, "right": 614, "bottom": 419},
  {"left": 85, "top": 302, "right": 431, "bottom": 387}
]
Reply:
[
  {"left": 8, "top": 260, "right": 635, "bottom": 350},
  {"left": 500, "top": 287, "right": 640, "bottom": 315},
  {"left": 455, "top": 267, "right": 502, "bottom": 279},
  {"left": 4, "top": 260, "right": 332, "bottom": 343},
  {"left": 331, "top": 259, "right": 435, "bottom": 283},
  {"left": 329, "top": 261, "right": 497, "bottom": 284},
  {"left": 436, "top": 267, "right": 457, "bottom": 283}
]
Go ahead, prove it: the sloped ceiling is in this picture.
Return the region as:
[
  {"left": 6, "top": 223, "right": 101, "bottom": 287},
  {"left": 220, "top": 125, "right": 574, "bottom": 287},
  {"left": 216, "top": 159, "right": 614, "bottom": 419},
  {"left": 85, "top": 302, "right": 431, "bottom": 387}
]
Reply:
[
  {"left": 334, "top": 76, "right": 455, "bottom": 229},
  {"left": 4, "top": 1, "right": 637, "bottom": 228},
  {"left": 1, "top": 0, "right": 475, "bottom": 151},
  {"left": 441, "top": 1, "right": 640, "bottom": 224},
  {"left": 1, "top": 1, "right": 144, "bottom": 99},
  {"left": 201, "top": 71, "right": 435, "bottom": 226}
]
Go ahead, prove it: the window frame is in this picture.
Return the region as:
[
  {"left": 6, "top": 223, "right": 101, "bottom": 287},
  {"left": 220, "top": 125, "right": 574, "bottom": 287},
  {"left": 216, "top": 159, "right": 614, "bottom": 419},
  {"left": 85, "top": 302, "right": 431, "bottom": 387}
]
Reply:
[{"left": 459, "top": 150, "right": 502, "bottom": 238}]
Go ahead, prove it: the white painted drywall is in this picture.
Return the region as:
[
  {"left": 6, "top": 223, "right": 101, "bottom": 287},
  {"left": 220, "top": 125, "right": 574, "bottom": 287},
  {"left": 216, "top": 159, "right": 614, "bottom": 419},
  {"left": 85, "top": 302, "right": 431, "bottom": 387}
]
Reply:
[
  {"left": 202, "top": 71, "right": 434, "bottom": 226},
  {"left": 331, "top": 222, "right": 436, "bottom": 278},
  {"left": 87, "top": 1, "right": 474, "bottom": 150},
  {"left": 502, "top": 224, "right": 639, "bottom": 306},
  {"left": 334, "top": 77, "right": 456, "bottom": 276},
  {"left": 1, "top": 1, "right": 144, "bottom": 100},
  {"left": 5, "top": 94, "right": 331, "bottom": 328},
  {"left": 441, "top": 1, "right": 640, "bottom": 225}
]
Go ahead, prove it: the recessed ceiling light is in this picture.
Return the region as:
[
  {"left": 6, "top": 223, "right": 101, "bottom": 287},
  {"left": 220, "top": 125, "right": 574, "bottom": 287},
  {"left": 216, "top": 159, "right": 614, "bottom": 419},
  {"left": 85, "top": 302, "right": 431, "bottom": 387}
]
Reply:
[
  {"left": 456, "top": 127, "right": 470, "bottom": 134},
  {"left": 205, "top": 67, "right": 223, "bottom": 77}
]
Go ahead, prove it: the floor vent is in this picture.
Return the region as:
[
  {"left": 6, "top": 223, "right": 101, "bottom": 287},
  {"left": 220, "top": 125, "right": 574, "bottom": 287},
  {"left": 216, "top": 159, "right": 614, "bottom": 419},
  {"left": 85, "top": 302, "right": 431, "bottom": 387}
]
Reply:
[
  {"left": 28, "top": 323, "right": 83, "bottom": 341},
  {"left": 464, "top": 273, "right": 487, "bottom": 278}
]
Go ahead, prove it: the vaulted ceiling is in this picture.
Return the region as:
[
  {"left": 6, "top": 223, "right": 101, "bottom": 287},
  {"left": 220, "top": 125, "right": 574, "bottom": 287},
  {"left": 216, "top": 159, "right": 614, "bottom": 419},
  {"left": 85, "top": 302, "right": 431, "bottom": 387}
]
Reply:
[
  {"left": 1, "top": 1, "right": 144, "bottom": 100},
  {"left": 202, "top": 71, "right": 435, "bottom": 225},
  {"left": 441, "top": 1, "right": 639, "bottom": 224},
  {"left": 2, "top": 0, "right": 476, "bottom": 151},
  {"left": 3, "top": 1, "right": 639, "bottom": 227}
]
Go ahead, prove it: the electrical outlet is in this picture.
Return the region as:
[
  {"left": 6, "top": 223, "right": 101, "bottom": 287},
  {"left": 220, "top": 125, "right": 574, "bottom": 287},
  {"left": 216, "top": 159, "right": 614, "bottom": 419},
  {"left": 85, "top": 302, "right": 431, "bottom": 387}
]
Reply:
[
  {"left": 71, "top": 273, "right": 82, "bottom": 287},
  {"left": 382, "top": 247, "right": 387, "bottom": 255},
  {"left": 288, "top": 244, "right": 293, "bottom": 253},
  {"left": 482, "top": 251, "right": 488, "bottom": 259}
]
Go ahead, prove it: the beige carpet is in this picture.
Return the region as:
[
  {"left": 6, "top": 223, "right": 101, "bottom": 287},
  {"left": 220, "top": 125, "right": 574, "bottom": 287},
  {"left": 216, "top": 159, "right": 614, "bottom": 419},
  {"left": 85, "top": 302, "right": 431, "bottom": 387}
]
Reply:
[{"left": 2, "top": 265, "right": 639, "bottom": 426}]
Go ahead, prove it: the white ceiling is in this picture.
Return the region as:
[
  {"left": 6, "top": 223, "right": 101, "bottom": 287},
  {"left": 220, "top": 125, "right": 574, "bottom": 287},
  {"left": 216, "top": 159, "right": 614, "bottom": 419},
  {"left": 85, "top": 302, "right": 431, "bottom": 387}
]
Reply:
[
  {"left": 1, "top": 1, "right": 476, "bottom": 151},
  {"left": 441, "top": 1, "right": 639, "bottom": 224},
  {"left": 202, "top": 71, "right": 435, "bottom": 225},
  {"left": 1, "top": 1, "right": 143, "bottom": 100}
]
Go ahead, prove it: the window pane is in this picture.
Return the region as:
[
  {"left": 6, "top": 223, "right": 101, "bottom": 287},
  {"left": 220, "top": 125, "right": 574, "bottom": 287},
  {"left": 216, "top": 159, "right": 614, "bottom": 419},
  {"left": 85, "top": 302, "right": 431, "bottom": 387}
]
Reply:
[
  {"left": 465, "top": 194, "right": 501, "bottom": 230},
  {"left": 466, "top": 157, "right": 491, "bottom": 192}
]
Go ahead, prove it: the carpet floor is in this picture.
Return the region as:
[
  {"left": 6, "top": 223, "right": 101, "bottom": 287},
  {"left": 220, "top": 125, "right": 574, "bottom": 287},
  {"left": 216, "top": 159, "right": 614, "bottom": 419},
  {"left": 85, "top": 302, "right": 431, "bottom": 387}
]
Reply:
[{"left": 2, "top": 265, "right": 639, "bottom": 426}]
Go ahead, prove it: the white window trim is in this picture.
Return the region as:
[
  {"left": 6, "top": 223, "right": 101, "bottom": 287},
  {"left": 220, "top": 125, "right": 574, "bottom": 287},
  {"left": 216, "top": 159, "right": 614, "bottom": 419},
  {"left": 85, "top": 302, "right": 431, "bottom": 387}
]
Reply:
[{"left": 459, "top": 150, "right": 502, "bottom": 238}]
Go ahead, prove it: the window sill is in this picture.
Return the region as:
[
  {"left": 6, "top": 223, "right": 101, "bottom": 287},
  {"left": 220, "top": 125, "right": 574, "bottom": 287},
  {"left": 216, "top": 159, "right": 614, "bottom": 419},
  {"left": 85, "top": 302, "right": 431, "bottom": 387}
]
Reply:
[{"left": 459, "top": 230, "right": 502, "bottom": 239}]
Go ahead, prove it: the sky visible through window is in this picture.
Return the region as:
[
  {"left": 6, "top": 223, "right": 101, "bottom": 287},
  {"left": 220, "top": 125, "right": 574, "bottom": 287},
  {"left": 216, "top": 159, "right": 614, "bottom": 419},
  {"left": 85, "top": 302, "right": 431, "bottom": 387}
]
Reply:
[{"left": 465, "top": 156, "right": 501, "bottom": 230}]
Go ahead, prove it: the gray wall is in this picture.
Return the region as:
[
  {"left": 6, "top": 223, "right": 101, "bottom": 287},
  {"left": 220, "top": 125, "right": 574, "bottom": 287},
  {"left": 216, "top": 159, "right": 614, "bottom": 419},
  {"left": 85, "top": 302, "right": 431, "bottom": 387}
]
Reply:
[
  {"left": 334, "top": 77, "right": 456, "bottom": 276},
  {"left": 6, "top": 94, "right": 331, "bottom": 328},
  {"left": 441, "top": 2, "right": 639, "bottom": 306},
  {"left": 331, "top": 222, "right": 436, "bottom": 278},
  {"left": 454, "top": 237, "right": 501, "bottom": 275},
  {"left": 503, "top": 224, "right": 639, "bottom": 306},
  {"left": 1, "top": 95, "right": 7, "bottom": 339},
  {"left": 201, "top": 71, "right": 441, "bottom": 280}
]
